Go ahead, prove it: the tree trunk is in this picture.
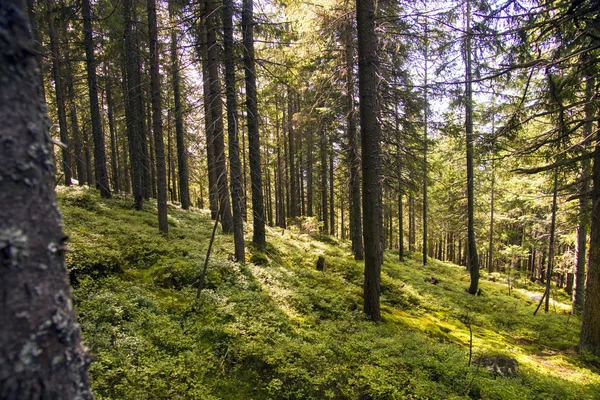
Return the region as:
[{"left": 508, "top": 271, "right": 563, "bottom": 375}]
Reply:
[
  {"left": 45, "top": 0, "right": 71, "bottom": 186},
  {"left": 223, "top": 0, "right": 245, "bottom": 260},
  {"left": 488, "top": 139, "right": 495, "bottom": 273},
  {"left": 465, "top": 0, "right": 479, "bottom": 294},
  {"left": 422, "top": 20, "right": 429, "bottom": 266},
  {"left": 242, "top": 0, "right": 266, "bottom": 249},
  {"left": 105, "top": 65, "right": 120, "bottom": 193},
  {"left": 356, "top": 0, "right": 382, "bottom": 320},
  {"left": 345, "top": 20, "right": 364, "bottom": 260},
  {"left": 205, "top": 0, "right": 233, "bottom": 232},
  {"left": 574, "top": 73, "right": 594, "bottom": 313},
  {"left": 0, "top": 4, "right": 93, "bottom": 396},
  {"left": 580, "top": 115, "right": 600, "bottom": 356},
  {"left": 123, "top": 0, "right": 144, "bottom": 209},
  {"left": 329, "top": 147, "right": 335, "bottom": 235},
  {"left": 63, "top": 28, "right": 86, "bottom": 186},
  {"left": 82, "top": 0, "right": 110, "bottom": 198},
  {"left": 169, "top": 2, "right": 190, "bottom": 209},
  {"left": 543, "top": 169, "right": 559, "bottom": 312},
  {"left": 198, "top": 6, "right": 218, "bottom": 219},
  {"left": 307, "top": 127, "right": 314, "bottom": 217},
  {"left": 320, "top": 129, "right": 329, "bottom": 233},
  {"left": 147, "top": 0, "right": 168, "bottom": 234}
]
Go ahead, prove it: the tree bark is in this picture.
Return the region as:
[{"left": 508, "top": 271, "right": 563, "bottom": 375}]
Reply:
[
  {"left": 169, "top": 1, "right": 190, "bottom": 209},
  {"left": 320, "top": 128, "right": 329, "bottom": 233},
  {"left": 82, "top": 0, "right": 110, "bottom": 198},
  {"left": 465, "top": 0, "right": 479, "bottom": 294},
  {"left": 422, "top": 21, "right": 429, "bottom": 266},
  {"left": 356, "top": 0, "right": 382, "bottom": 320},
  {"left": 288, "top": 87, "right": 298, "bottom": 220},
  {"left": 329, "top": 147, "right": 335, "bottom": 235},
  {"left": 104, "top": 65, "right": 119, "bottom": 193},
  {"left": 147, "top": 0, "right": 168, "bottom": 234},
  {"left": 45, "top": 0, "right": 71, "bottom": 186},
  {"left": 123, "top": 0, "right": 144, "bottom": 209},
  {"left": 580, "top": 114, "right": 600, "bottom": 356},
  {"left": 223, "top": 0, "right": 245, "bottom": 259},
  {"left": 0, "top": 3, "right": 93, "bottom": 396},
  {"left": 205, "top": 0, "right": 233, "bottom": 232},
  {"left": 574, "top": 73, "right": 594, "bottom": 313},
  {"left": 242, "top": 0, "right": 266, "bottom": 249},
  {"left": 345, "top": 20, "right": 364, "bottom": 260}
]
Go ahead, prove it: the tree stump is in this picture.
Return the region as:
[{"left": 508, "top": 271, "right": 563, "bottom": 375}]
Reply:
[{"left": 316, "top": 256, "right": 325, "bottom": 271}]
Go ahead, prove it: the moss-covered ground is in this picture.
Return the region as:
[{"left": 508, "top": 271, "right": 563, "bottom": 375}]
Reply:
[{"left": 59, "top": 187, "right": 600, "bottom": 399}]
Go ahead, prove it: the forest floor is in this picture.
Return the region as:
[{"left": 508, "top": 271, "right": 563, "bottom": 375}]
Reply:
[{"left": 59, "top": 187, "right": 600, "bottom": 399}]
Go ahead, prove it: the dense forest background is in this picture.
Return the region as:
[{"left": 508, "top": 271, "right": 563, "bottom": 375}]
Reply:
[{"left": 2, "top": 0, "right": 600, "bottom": 397}]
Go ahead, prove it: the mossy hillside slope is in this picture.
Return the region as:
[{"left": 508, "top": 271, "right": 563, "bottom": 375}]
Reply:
[{"left": 59, "top": 187, "right": 600, "bottom": 399}]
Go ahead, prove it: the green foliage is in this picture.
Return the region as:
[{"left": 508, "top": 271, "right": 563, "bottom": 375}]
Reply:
[{"left": 61, "top": 188, "right": 600, "bottom": 399}]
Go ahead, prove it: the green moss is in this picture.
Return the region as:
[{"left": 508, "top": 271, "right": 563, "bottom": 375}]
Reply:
[{"left": 59, "top": 187, "right": 600, "bottom": 399}]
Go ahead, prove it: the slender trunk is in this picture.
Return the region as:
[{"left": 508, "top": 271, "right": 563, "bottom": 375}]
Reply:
[
  {"left": 206, "top": 0, "right": 233, "bottom": 232},
  {"left": 465, "top": 0, "right": 479, "bottom": 294},
  {"left": 242, "top": 0, "right": 265, "bottom": 248},
  {"left": 45, "top": 0, "right": 71, "bottom": 186},
  {"left": 63, "top": 29, "right": 86, "bottom": 185},
  {"left": 123, "top": 0, "right": 143, "bottom": 209},
  {"left": 288, "top": 87, "right": 298, "bottom": 219},
  {"left": 321, "top": 129, "right": 329, "bottom": 233},
  {"left": 0, "top": 4, "right": 93, "bottom": 394},
  {"left": 544, "top": 169, "right": 559, "bottom": 312},
  {"left": 356, "top": 0, "right": 382, "bottom": 320},
  {"left": 580, "top": 114, "right": 600, "bottom": 355},
  {"left": 82, "top": 0, "right": 110, "bottom": 198},
  {"left": 170, "top": 2, "right": 190, "bottom": 209},
  {"left": 329, "top": 148, "right": 335, "bottom": 235},
  {"left": 422, "top": 19, "right": 428, "bottom": 266},
  {"left": 346, "top": 20, "right": 364, "bottom": 260},
  {"left": 147, "top": 101, "right": 157, "bottom": 198},
  {"left": 27, "top": 0, "right": 46, "bottom": 101},
  {"left": 223, "top": 0, "right": 245, "bottom": 259},
  {"left": 488, "top": 139, "right": 495, "bottom": 273},
  {"left": 147, "top": 0, "right": 168, "bottom": 233},
  {"left": 105, "top": 66, "right": 120, "bottom": 193},
  {"left": 199, "top": 1, "right": 218, "bottom": 219},
  {"left": 307, "top": 127, "right": 314, "bottom": 217},
  {"left": 574, "top": 73, "right": 594, "bottom": 313}
]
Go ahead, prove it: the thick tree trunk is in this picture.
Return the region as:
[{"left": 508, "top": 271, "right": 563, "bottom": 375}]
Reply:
[
  {"left": 45, "top": 0, "right": 71, "bottom": 186},
  {"left": 242, "top": 0, "right": 266, "bottom": 249},
  {"left": 147, "top": 0, "right": 169, "bottom": 234},
  {"left": 223, "top": 0, "right": 245, "bottom": 260},
  {"left": 356, "top": 0, "right": 383, "bottom": 320},
  {"left": 169, "top": 2, "right": 190, "bottom": 209},
  {"left": 82, "top": 0, "right": 110, "bottom": 198},
  {"left": 0, "top": 3, "right": 93, "bottom": 396},
  {"left": 465, "top": 0, "right": 479, "bottom": 294}
]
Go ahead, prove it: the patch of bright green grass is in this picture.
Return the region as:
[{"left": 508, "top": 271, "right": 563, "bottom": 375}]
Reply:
[{"left": 60, "top": 187, "right": 600, "bottom": 399}]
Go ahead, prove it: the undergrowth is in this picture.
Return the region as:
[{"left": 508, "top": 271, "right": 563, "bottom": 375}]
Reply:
[{"left": 59, "top": 187, "right": 600, "bottom": 399}]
